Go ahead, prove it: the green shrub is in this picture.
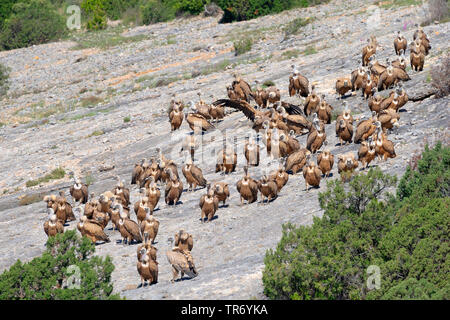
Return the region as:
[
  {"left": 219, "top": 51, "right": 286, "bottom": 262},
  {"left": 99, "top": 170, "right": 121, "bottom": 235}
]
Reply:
[
  {"left": 141, "top": 0, "right": 176, "bottom": 24},
  {"left": 0, "top": 230, "right": 120, "bottom": 299},
  {"left": 0, "top": 0, "right": 17, "bottom": 30},
  {"left": 123, "top": 116, "right": 131, "bottom": 122},
  {"left": 81, "top": 0, "right": 108, "bottom": 30},
  {"left": 263, "top": 142, "right": 450, "bottom": 300},
  {"left": 0, "top": 0, "right": 67, "bottom": 51},
  {"left": 283, "top": 17, "right": 314, "bottom": 38},
  {"left": 217, "top": 0, "right": 328, "bottom": 23},
  {"left": 233, "top": 37, "right": 253, "bottom": 55},
  {"left": 172, "top": 0, "right": 210, "bottom": 15},
  {"left": 26, "top": 168, "right": 66, "bottom": 187},
  {"left": 0, "top": 64, "right": 10, "bottom": 96},
  {"left": 102, "top": 0, "right": 139, "bottom": 20}
]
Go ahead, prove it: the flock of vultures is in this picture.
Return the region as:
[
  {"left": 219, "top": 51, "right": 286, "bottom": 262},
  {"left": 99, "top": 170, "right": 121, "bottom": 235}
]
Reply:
[{"left": 42, "top": 26, "right": 431, "bottom": 287}]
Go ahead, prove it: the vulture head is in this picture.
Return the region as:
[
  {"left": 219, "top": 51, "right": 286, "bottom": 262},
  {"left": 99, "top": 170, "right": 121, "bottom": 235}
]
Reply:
[{"left": 345, "top": 155, "right": 353, "bottom": 168}]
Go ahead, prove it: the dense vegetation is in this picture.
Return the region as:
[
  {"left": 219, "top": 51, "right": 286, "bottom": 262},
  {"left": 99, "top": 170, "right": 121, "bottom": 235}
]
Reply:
[
  {"left": 216, "top": 0, "right": 328, "bottom": 23},
  {"left": 263, "top": 142, "right": 449, "bottom": 300},
  {"left": 0, "top": 230, "right": 120, "bottom": 299},
  {"left": 0, "top": 0, "right": 67, "bottom": 51},
  {"left": 0, "top": 0, "right": 330, "bottom": 51}
]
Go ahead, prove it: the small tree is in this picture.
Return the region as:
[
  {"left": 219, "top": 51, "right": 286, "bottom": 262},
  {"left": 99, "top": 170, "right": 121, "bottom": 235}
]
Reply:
[
  {"left": 0, "top": 0, "right": 67, "bottom": 51},
  {"left": 0, "top": 230, "right": 120, "bottom": 299}
]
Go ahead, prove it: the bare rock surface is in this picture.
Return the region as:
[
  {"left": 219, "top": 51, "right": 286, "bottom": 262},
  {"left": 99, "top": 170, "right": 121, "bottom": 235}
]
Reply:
[{"left": 0, "top": 0, "right": 449, "bottom": 299}]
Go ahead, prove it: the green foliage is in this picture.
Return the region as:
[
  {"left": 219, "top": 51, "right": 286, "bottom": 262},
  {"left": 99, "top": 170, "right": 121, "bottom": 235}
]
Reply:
[
  {"left": 171, "top": 0, "right": 210, "bottom": 15},
  {"left": 81, "top": 0, "right": 107, "bottom": 30},
  {"left": 397, "top": 142, "right": 449, "bottom": 201},
  {"left": 263, "top": 143, "right": 450, "bottom": 300},
  {"left": 123, "top": 116, "right": 131, "bottom": 122},
  {"left": 26, "top": 168, "right": 66, "bottom": 187},
  {"left": 283, "top": 17, "right": 314, "bottom": 38},
  {"left": 141, "top": 0, "right": 176, "bottom": 24},
  {"left": 233, "top": 37, "right": 253, "bottom": 55},
  {"left": 0, "top": 63, "right": 10, "bottom": 96},
  {"left": 216, "top": 0, "right": 327, "bottom": 23},
  {"left": 0, "top": 0, "right": 67, "bottom": 51},
  {"left": 0, "top": 230, "right": 119, "bottom": 299},
  {"left": 0, "top": 0, "right": 17, "bottom": 30},
  {"left": 102, "top": 0, "right": 139, "bottom": 20}
]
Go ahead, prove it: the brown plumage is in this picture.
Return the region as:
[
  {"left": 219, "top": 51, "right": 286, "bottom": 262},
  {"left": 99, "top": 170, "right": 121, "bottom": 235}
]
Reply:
[
  {"left": 378, "top": 108, "right": 400, "bottom": 132},
  {"left": 174, "top": 230, "right": 194, "bottom": 252},
  {"left": 369, "top": 56, "right": 387, "bottom": 76},
  {"left": 186, "top": 102, "right": 214, "bottom": 132},
  {"left": 135, "top": 196, "right": 149, "bottom": 225},
  {"left": 169, "top": 103, "right": 184, "bottom": 131},
  {"left": 374, "top": 123, "right": 396, "bottom": 161},
  {"left": 212, "top": 182, "right": 230, "bottom": 207},
  {"left": 137, "top": 235, "right": 158, "bottom": 261},
  {"left": 354, "top": 112, "right": 377, "bottom": 143},
  {"left": 164, "top": 167, "right": 183, "bottom": 206},
  {"left": 43, "top": 209, "right": 64, "bottom": 237},
  {"left": 362, "top": 37, "right": 377, "bottom": 66},
  {"left": 362, "top": 72, "right": 376, "bottom": 99},
  {"left": 146, "top": 177, "right": 161, "bottom": 213},
  {"left": 289, "top": 66, "right": 310, "bottom": 97},
  {"left": 258, "top": 175, "right": 278, "bottom": 203},
  {"left": 69, "top": 176, "right": 89, "bottom": 205},
  {"left": 410, "top": 51, "right": 425, "bottom": 72},
  {"left": 358, "top": 137, "right": 376, "bottom": 169},
  {"left": 392, "top": 50, "right": 407, "bottom": 70},
  {"left": 335, "top": 78, "right": 352, "bottom": 98},
  {"left": 303, "top": 160, "right": 322, "bottom": 190},
  {"left": 137, "top": 248, "right": 158, "bottom": 287},
  {"left": 231, "top": 74, "right": 254, "bottom": 102},
  {"left": 77, "top": 215, "right": 110, "bottom": 244},
  {"left": 368, "top": 88, "right": 383, "bottom": 113},
  {"left": 307, "top": 117, "right": 327, "bottom": 153},
  {"left": 269, "top": 165, "right": 289, "bottom": 191},
  {"left": 413, "top": 27, "right": 431, "bottom": 55},
  {"left": 131, "top": 159, "right": 146, "bottom": 185},
  {"left": 199, "top": 185, "right": 219, "bottom": 223},
  {"left": 377, "top": 61, "right": 410, "bottom": 91},
  {"left": 117, "top": 205, "right": 142, "bottom": 244},
  {"left": 317, "top": 149, "right": 334, "bottom": 177},
  {"left": 140, "top": 209, "right": 159, "bottom": 244},
  {"left": 236, "top": 166, "right": 259, "bottom": 205},
  {"left": 209, "top": 98, "right": 225, "bottom": 122},
  {"left": 83, "top": 193, "right": 98, "bottom": 219},
  {"left": 285, "top": 148, "right": 311, "bottom": 174},
  {"left": 337, "top": 152, "right": 359, "bottom": 181},
  {"left": 216, "top": 146, "right": 237, "bottom": 174},
  {"left": 303, "top": 86, "right": 320, "bottom": 116},
  {"left": 317, "top": 95, "right": 333, "bottom": 124},
  {"left": 394, "top": 31, "right": 407, "bottom": 55},
  {"left": 158, "top": 150, "right": 179, "bottom": 183},
  {"left": 351, "top": 66, "right": 366, "bottom": 91},
  {"left": 112, "top": 179, "right": 130, "bottom": 207},
  {"left": 336, "top": 102, "right": 354, "bottom": 145},
  {"left": 166, "top": 247, "right": 198, "bottom": 282},
  {"left": 182, "top": 156, "right": 207, "bottom": 191},
  {"left": 244, "top": 135, "right": 260, "bottom": 167}
]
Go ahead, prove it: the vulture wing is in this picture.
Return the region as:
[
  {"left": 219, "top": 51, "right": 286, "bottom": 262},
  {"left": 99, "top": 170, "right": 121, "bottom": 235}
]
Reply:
[
  {"left": 213, "top": 99, "right": 256, "bottom": 121},
  {"left": 296, "top": 75, "right": 310, "bottom": 97},
  {"left": 124, "top": 219, "right": 143, "bottom": 242},
  {"left": 85, "top": 222, "right": 110, "bottom": 242},
  {"left": 199, "top": 194, "right": 206, "bottom": 209},
  {"left": 191, "top": 165, "right": 207, "bottom": 187},
  {"left": 44, "top": 221, "right": 49, "bottom": 236},
  {"left": 393, "top": 67, "right": 410, "bottom": 81},
  {"left": 306, "top": 130, "right": 318, "bottom": 151},
  {"left": 280, "top": 101, "right": 304, "bottom": 115},
  {"left": 288, "top": 76, "right": 296, "bottom": 96},
  {"left": 383, "top": 139, "right": 396, "bottom": 156},
  {"left": 286, "top": 115, "right": 312, "bottom": 130}
]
